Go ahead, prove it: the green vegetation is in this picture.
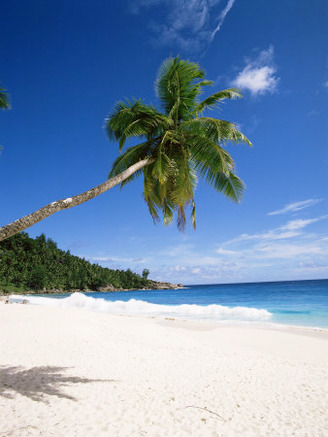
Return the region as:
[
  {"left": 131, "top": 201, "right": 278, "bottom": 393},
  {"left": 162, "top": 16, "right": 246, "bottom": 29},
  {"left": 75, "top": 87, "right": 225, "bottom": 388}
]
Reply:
[
  {"left": 142, "top": 269, "right": 150, "bottom": 280},
  {"left": 0, "top": 85, "right": 10, "bottom": 110},
  {"left": 0, "top": 232, "right": 150, "bottom": 293}
]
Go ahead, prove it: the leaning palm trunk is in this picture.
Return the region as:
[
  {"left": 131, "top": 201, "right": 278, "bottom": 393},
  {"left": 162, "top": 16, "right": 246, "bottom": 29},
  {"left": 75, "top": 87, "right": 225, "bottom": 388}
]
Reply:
[{"left": 0, "top": 158, "right": 151, "bottom": 242}]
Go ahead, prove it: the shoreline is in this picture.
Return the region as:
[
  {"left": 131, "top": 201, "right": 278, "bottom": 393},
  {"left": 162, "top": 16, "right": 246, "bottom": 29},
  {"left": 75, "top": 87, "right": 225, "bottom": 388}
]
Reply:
[
  {"left": 0, "top": 280, "right": 185, "bottom": 297},
  {"left": 5, "top": 292, "right": 328, "bottom": 334},
  {"left": 2, "top": 298, "right": 328, "bottom": 345}
]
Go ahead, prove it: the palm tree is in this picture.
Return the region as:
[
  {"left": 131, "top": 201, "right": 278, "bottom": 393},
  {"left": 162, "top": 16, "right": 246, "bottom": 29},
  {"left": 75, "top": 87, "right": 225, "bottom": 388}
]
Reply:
[
  {"left": 0, "top": 57, "right": 251, "bottom": 242},
  {"left": 0, "top": 85, "right": 10, "bottom": 110}
]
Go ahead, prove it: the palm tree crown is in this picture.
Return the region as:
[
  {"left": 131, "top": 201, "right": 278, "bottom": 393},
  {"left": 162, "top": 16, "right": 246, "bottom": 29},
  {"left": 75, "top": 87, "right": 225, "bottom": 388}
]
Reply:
[{"left": 106, "top": 57, "right": 251, "bottom": 230}]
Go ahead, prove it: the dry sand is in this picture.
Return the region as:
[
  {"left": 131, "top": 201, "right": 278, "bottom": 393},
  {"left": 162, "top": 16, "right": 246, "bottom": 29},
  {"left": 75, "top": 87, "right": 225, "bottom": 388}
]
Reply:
[{"left": 0, "top": 302, "right": 327, "bottom": 436}]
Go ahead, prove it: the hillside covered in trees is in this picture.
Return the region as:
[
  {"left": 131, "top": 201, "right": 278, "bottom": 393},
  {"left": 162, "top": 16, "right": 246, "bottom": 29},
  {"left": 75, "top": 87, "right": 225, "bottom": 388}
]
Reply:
[{"left": 0, "top": 232, "right": 154, "bottom": 293}]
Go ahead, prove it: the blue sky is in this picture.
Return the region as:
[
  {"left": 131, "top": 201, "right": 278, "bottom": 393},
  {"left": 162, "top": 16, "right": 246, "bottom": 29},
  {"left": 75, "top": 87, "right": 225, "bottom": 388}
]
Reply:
[{"left": 1, "top": 0, "right": 327, "bottom": 284}]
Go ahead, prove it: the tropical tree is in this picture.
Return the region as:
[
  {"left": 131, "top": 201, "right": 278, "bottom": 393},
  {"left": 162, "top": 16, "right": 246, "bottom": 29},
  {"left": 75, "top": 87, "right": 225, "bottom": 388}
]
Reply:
[
  {"left": 0, "top": 85, "right": 10, "bottom": 110},
  {"left": 142, "top": 269, "right": 150, "bottom": 280},
  {"left": 0, "top": 57, "right": 251, "bottom": 242}
]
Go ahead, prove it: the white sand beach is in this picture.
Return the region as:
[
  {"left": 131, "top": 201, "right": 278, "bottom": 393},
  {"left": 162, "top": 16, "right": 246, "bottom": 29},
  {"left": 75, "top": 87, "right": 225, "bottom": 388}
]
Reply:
[{"left": 0, "top": 302, "right": 327, "bottom": 436}]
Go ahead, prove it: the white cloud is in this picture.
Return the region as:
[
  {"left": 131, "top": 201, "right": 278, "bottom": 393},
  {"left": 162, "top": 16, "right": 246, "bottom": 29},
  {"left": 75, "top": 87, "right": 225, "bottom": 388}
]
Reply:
[
  {"left": 160, "top": 243, "right": 194, "bottom": 257},
  {"left": 233, "top": 66, "right": 276, "bottom": 94},
  {"left": 172, "top": 265, "right": 188, "bottom": 272},
  {"left": 324, "top": 81, "right": 328, "bottom": 88},
  {"left": 251, "top": 241, "right": 325, "bottom": 259},
  {"left": 210, "top": 0, "right": 235, "bottom": 40},
  {"left": 268, "top": 199, "right": 323, "bottom": 215},
  {"left": 232, "top": 46, "right": 278, "bottom": 95},
  {"left": 294, "top": 261, "right": 328, "bottom": 273},
  {"left": 216, "top": 215, "right": 328, "bottom": 262},
  {"left": 282, "top": 217, "right": 326, "bottom": 231},
  {"left": 86, "top": 255, "right": 147, "bottom": 264},
  {"left": 221, "top": 217, "right": 326, "bottom": 246},
  {"left": 216, "top": 247, "right": 239, "bottom": 256},
  {"left": 129, "top": 0, "right": 236, "bottom": 51},
  {"left": 158, "top": 261, "right": 241, "bottom": 281}
]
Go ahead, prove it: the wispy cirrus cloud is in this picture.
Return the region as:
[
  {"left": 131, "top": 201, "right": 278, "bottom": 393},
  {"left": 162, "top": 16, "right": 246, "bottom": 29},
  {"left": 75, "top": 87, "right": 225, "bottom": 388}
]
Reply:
[
  {"left": 216, "top": 215, "right": 328, "bottom": 260},
  {"left": 210, "top": 0, "right": 235, "bottom": 41},
  {"left": 293, "top": 261, "right": 328, "bottom": 275},
  {"left": 129, "top": 0, "right": 236, "bottom": 52},
  {"left": 85, "top": 255, "right": 147, "bottom": 264},
  {"left": 232, "top": 46, "right": 279, "bottom": 96},
  {"left": 151, "top": 260, "right": 242, "bottom": 283},
  {"left": 268, "top": 199, "right": 323, "bottom": 216},
  {"left": 221, "top": 217, "right": 326, "bottom": 246}
]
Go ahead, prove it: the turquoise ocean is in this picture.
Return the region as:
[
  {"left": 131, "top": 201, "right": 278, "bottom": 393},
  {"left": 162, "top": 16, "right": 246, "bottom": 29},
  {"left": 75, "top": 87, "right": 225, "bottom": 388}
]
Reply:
[{"left": 13, "top": 279, "right": 328, "bottom": 329}]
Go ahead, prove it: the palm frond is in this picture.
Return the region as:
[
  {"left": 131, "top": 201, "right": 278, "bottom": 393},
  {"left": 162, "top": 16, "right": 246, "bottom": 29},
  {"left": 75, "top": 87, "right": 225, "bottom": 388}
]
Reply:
[
  {"left": 169, "top": 151, "right": 196, "bottom": 206},
  {"left": 143, "top": 166, "right": 162, "bottom": 223},
  {"left": 177, "top": 206, "right": 187, "bottom": 231},
  {"left": 187, "top": 135, "right": 234, "bottom": 175},
  {"left": 207, "top": 170, "right": 245, "bottom": 202},
  {"left": 151, "top": 149, "right": 171, "bottom": 185},
  {"left": 0, "top": 86, "right": 10, "bottom": 110},
  {"left": 187, "top": 117, "right": 252, "bottom": 146},
  {"left": 194, "top": 80, "right": 213, "bottom": 89},
  {"left": 155, "top": 57, "right": 205, "bottom": 122},
  {"left": 162, "top": 199, "right": 174, "bottom": 226},
  {"left": 106, "top": 99, "right": 171, "bottom": 152},
  {"left": 191, "top": 200, "right": 196, "bottom": 230},
  {"left": 143, "top": 144, "right": 197, "bottom": 230},
  {"left": 194, "top": 88, "right": 242, "bottom": 115}
]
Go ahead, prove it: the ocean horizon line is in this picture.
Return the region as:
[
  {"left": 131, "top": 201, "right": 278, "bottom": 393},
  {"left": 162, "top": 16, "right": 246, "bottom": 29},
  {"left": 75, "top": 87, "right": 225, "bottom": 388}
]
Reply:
[{"left": 184, "top": 278, "right": 328, "bottom": 287}]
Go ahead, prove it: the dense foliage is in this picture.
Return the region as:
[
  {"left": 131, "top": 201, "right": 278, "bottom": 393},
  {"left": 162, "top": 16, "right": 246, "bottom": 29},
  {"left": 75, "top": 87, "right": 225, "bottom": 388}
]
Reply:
[{"left": 0, "top": 232, "right": 150, "bottom": 292}]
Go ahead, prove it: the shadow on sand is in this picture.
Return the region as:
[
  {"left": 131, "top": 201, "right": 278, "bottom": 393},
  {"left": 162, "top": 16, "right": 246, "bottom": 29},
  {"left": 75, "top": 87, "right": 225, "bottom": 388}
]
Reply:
[{"left": 0, "top": 365, "right": 115, "bottom": 402}]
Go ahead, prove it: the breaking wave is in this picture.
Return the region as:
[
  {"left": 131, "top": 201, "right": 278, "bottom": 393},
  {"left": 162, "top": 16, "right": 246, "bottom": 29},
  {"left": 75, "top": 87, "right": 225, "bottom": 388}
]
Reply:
[{"left": 10, "top": 292, "right": 273, "bottom": 322}]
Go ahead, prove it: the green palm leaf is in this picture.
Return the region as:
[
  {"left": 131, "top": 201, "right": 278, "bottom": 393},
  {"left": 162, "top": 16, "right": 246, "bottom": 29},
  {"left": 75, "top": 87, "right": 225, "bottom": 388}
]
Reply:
[
  {"left": 108, "top": 140, "right": 158, "bottom": 189},
  {"left": 156, "top": 57, "right": 205, "bottom": 123},
  {"left": 106, "top": 99, "right": 171, "bottom": 151},
  {"left": 0, "top": 86, "right": 10, "bottom": 110},
  {"left": 187, "top": 117, "right": 252, "bottom": 146},
  {"left": 210, "top": 171, "right": 245, "bottom": 202},
  {"left": 194, "top": 88, "right": 242, "bottom": 115}
]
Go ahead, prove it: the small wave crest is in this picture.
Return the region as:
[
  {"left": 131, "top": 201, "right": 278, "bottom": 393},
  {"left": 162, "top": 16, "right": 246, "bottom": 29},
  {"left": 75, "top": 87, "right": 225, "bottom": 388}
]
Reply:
[{"left": 10, "top": 293, "right": 272, "bottom": 322}]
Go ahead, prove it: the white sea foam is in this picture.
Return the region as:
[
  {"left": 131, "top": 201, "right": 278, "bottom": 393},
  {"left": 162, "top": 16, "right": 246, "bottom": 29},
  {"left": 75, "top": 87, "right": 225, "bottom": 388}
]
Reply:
[{"left": 10, "top": 293, "right": 273, "bottom": 322}]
